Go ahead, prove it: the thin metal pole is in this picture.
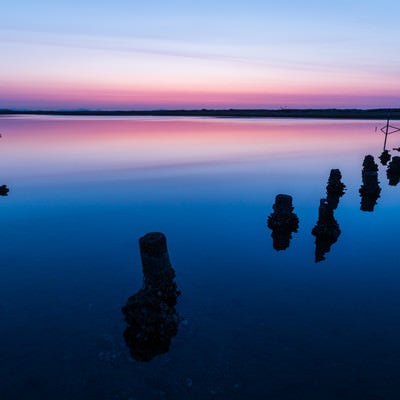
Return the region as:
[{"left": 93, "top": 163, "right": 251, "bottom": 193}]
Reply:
[{"left": 383, "top": 115, "right": 390, "bottom": 151}]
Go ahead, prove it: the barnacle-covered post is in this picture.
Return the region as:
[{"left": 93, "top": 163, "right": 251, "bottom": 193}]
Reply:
[
  {"left": 267, "top": 194, "right": 299, "bottom": 251},
  {"left": 312, "top": 199, "right": 341, "bottom": 262},
  {"left": 359, "top": 155, "right": 381, "bottom": 211},
  {"left": 326, "top": 169, "right": 345, "bottom": 210},
  {"left": 122, "top": 232, "right": 180, "bottom": 361}
]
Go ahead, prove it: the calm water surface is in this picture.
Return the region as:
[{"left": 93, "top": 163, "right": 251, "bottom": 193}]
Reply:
[{"left": 1, "top": 116, "right": 399, "bottom": 399}]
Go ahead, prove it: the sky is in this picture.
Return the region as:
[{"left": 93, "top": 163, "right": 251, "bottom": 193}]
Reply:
[{"left": 1, "top": 1, "right": 400, "bottom": 110}]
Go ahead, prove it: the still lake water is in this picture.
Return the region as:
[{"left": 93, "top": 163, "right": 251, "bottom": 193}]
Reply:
[{"left": 1, "top": 116, "right": 400, "bottom": 399}]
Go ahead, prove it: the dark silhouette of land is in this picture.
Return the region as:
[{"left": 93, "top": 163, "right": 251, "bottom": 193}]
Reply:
[{"left": 1, "top": 108, "right": 400, "bottom": 119}]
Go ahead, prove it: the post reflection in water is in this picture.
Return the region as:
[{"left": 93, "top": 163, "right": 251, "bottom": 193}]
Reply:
[
  {"left": 0, "top": 132, "right": 9, "bottom": 196},
  {"left": 359, "top": 155, "right": 381, "bottom": 212},
  {"left": 267, "top": 194, "right": 299, "bottom": 251},
  {"left": 311, "top": 169, "right": 344, "bottom": 263},
  {"left": 376, "top": 121, "right": 400, "bottom": 186},
  {"left": 4, "top": 117, "right": 400, "bottom": 398},
  {"left": 122, "top": 232, "right": 180, "bottom": 362},
  {"left": 312, "top": 198, "right": 341, "bottom": 263}
]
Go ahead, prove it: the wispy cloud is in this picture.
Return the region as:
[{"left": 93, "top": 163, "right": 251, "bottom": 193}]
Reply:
[{"left": 2, "top": 27, "right": 392, "bottom": 78}]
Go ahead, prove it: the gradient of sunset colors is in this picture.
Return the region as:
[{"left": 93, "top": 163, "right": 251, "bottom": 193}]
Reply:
[
  {"left": 1, "top": 1, "right": 400, "bottom": 110},
  {"left": 1, "top": 116, "right": 378, "bottom": 183}
]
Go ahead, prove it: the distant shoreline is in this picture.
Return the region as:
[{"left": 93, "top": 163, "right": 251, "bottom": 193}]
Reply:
[{"left": 1, "top": 108, "right": 400, "bottom": 120}]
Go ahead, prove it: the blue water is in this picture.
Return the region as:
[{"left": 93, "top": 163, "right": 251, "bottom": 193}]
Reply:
[{"left": 0, "top": 116, "right": 400, "bottom": 399}]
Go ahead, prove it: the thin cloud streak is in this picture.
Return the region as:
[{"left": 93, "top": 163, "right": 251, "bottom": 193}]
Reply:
[{"left": 1, "top": 28, "right": 397, "bottom": 80}]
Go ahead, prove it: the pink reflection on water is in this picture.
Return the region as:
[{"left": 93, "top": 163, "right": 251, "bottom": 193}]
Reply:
[{"left": 0, "top": 116, "right": 382, "bottom": 182}]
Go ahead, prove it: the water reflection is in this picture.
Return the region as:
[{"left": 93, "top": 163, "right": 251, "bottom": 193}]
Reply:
[
  {"left": 310, "top": 169, "right": 344, "bottom": 263},
  {"left": 0, "top": 185, "right": 9, "bottom": 196},
  {"left": 267, "top": 194, "right": 299, "bottom": 251},
  {"left": 377, "top": 116, "right": 398, "bottom": 166},
  {"left": 1, "top": 132, "right": 9, "bottom": 196},
  {"left": 375, "top": 125, "right": 400, "bottom": 186},
  {"left": 379, "top": 115, "right": 400, "bottom": 153},
  {"left": 312, "top": 198, "right": 341, "bottom": 263},
  {"left": 359, "top": 155, "right": 381, "bottom": 212},
  {"left": 3, "top": 116, "right": 400, "bottom": 398},
  {"left": 122, "top": 232, "right": 180, "bottom": 362}
]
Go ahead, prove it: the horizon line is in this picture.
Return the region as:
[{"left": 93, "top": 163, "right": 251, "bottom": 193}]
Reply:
[{"left": 1, "top": 107, "right": 400, "bottom": 120}]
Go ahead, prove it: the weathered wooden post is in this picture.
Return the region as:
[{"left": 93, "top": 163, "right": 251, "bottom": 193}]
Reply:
[
  {"left": 267, "top": 194, "right": 299, "bottom": 251},
  {"left": 312, "top": 199, "right": 341, "bottom": 263},
  {"left": 326, "top": 169, "right": 346, "bottom": 209},
  {"left": 359, "top": 155, "right": 381, "bottom": 211},
  {"left": 122, "top": 232, "right": 180, "bottom": 361}
]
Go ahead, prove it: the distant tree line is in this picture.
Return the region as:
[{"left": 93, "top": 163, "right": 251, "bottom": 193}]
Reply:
[{"left": 1, "top": 108, "right": 400, "bottom": 119}]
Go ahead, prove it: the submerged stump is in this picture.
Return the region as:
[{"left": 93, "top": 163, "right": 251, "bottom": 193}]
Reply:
[
  {"left": 267, "top": 194, "right": 299, "bottom": 251},
  {"left": 326, "top": 169, "right": 346, "bottom": 209},
  {"left": 0, "top": 185, "right": 9, "bottom": 196},
  {"left": 122, "top": 232, "right": 180, "bottom": 361},
  {"left": 387, "top": 156, "right": 400, "bottom": 186},
  {"left": 359, "top": 155, "right": 381, "bottom": 211},
  {"left": 362, "top": 155, "right": 379, "bottom": 172},
  {"left": 379, "top": 150, "right": 391, "bottom": 166}
]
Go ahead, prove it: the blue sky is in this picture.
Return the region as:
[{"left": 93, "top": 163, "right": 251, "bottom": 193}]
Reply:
[{"left": 1, "top": 1, "right": 399, "bottom": 109}]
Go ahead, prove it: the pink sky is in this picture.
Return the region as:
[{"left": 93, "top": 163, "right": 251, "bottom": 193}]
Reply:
[{"left": 1, "top": 1, "right": 400, "bottom": 109}]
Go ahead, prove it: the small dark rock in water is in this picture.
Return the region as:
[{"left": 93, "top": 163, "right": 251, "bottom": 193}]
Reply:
[
  {"left": 379, "top": 150, "right": 391, "bottom": 166},
  {"left": 386, "top": 156, "right": 400, "bottom": 186},
  {"left": 359, "top": 155, "right": 381, "bottom": 211},
  {"left": 312, "top": 199, "right": 341, "bottom": 263},
  {"left": 326, "top": 169, "right": 345, "bottom": 209},
  {"left": 122, "top": 232, "right": 180, "bottom": 362},
  {"left": 267, "top": 194, "right": 299, "bottom": 251},
  {"left": 0, "top": 185, "right": 9, "bottom": 196}
]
